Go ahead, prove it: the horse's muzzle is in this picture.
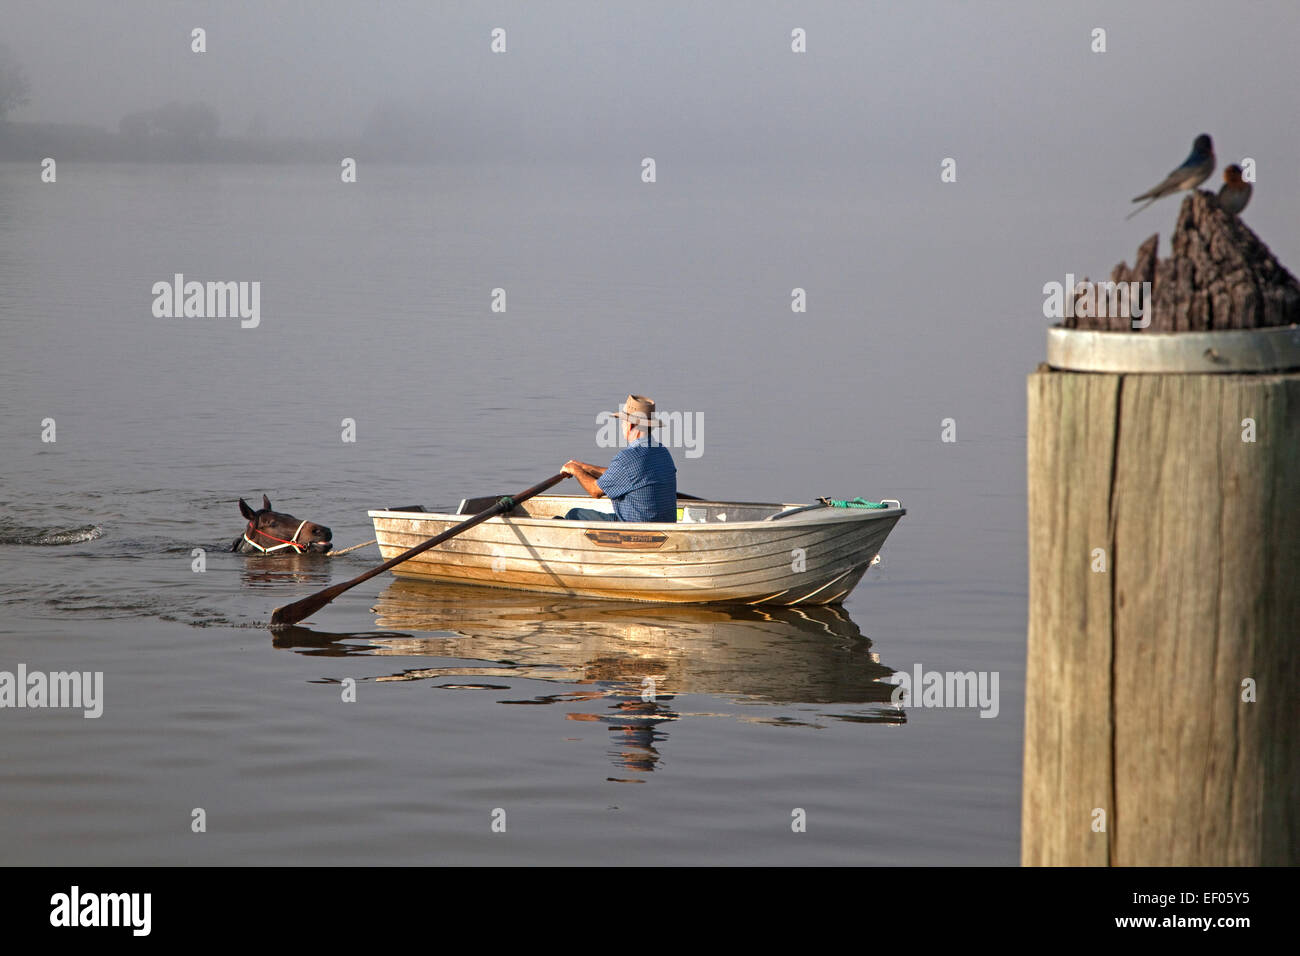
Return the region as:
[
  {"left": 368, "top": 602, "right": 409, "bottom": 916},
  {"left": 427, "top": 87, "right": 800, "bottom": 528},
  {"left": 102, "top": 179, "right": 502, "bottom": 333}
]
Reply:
[{"left": 308, "top": 525, "right": 332, "bottom": 553}]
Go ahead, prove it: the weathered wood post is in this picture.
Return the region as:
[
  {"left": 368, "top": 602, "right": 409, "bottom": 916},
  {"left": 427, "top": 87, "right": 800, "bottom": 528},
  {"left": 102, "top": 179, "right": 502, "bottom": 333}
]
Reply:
[{"left": 1023, "top": 193, "right": 1300, "bottom": 865}]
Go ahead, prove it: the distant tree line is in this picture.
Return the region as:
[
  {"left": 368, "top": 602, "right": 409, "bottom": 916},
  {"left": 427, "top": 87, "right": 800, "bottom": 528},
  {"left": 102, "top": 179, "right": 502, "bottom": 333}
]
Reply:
[
  {"left": 0, "top": 43, "right": 32, "bottom": 119},
  {"left": 119, "top": 101, "right": 220, "bottom": 141}
]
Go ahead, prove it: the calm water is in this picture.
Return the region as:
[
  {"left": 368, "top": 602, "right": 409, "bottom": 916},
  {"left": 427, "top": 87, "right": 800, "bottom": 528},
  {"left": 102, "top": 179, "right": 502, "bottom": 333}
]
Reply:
[{"left": 1, "top": 161, "right": 1034, "bottom": 864}]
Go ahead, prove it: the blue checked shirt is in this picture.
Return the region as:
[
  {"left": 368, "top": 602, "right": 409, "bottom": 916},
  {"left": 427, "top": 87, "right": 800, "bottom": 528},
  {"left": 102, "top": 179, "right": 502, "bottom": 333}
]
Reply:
[{"left": 597, "top": 438, "right": 678, "bottom": 522}]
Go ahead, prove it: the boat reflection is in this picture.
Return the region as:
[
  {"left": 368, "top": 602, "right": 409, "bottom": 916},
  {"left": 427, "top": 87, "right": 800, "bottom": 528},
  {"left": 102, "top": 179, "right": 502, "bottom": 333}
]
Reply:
[{"left": 271, "top": 578, "right": 905, "bottom": 779}]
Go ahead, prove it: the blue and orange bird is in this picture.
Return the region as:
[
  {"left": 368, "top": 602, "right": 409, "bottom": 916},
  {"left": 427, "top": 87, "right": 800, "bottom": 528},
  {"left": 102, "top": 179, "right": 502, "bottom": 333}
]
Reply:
[
  {"left": 1216, "top": 164, "right": 1252, "bottom": 217},
  {"left": 1127, "top": 133, "right": 1215, "bottom": 220}
]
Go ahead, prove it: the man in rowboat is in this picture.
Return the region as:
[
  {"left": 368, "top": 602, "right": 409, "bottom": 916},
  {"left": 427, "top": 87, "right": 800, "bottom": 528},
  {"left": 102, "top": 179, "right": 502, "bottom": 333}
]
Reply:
[{"left": 560, "top": 394, "right": 678, "bottom": 522}]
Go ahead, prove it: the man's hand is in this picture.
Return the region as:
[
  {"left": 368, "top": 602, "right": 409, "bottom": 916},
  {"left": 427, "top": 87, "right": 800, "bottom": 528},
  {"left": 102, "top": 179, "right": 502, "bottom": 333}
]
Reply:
[{"left": 562, "top": 460, "right": 606, "bottom": 498}]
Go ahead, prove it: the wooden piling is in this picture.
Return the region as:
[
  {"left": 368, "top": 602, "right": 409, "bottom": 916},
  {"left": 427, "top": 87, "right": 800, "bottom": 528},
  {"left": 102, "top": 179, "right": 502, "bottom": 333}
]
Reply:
[
  {"left": 1023, "top": 192, "right": 1300, "bottom": 865},
  {"left": 1024, "top": 369, "right": 1299, "bottom": 865}
]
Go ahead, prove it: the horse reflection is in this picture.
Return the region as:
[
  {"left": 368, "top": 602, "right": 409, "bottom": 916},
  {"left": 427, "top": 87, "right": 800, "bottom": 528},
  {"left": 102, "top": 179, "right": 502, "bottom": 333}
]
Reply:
[{"left": 240, "top": 553, "right": 335, "bottom": 588}]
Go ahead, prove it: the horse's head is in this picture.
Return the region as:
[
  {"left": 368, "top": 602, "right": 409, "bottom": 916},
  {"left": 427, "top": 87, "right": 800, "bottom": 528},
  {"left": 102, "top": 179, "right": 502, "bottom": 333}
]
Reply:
[{"left": 233, "top": 495, "right": 332, "bottom": 554}]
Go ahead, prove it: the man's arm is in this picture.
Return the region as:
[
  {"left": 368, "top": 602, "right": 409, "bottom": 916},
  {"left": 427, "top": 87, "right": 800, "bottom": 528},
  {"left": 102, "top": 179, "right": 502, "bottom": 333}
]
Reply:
[{"left": 562, "top": 460, "right": 606, "bottom": 498}]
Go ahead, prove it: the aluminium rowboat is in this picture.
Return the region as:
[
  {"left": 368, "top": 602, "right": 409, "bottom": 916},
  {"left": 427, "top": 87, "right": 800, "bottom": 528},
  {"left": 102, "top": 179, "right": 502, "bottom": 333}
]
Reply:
[{"left": 367, "top": 494, "right": 904, "bottom": 606}]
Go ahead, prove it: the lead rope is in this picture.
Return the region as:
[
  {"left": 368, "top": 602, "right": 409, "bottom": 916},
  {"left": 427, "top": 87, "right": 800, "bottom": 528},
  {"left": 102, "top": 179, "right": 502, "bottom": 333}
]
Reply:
[
  {"left": 328, "top": 539, "right": 376, "bottom": 556},
  {"left": 330, "top": 496, "right": 512, "bottom": 556}
]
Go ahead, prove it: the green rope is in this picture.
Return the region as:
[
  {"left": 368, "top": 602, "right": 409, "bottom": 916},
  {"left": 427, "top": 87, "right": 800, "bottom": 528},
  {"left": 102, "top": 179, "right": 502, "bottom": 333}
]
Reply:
[{"left": 820, "top": 496, "right": 887, "bottom": 510}]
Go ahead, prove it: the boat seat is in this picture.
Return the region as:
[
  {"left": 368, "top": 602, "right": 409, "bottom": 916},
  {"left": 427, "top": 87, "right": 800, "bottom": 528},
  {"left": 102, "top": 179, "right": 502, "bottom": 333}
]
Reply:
[{"left": 456, "top": 495, "right": 511, "bottom": 515}]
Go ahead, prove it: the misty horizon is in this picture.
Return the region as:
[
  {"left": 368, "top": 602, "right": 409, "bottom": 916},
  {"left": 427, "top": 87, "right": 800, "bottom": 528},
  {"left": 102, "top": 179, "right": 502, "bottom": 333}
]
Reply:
[{"left": 1, "top": 2, "right": 1296, "bottom": 189}]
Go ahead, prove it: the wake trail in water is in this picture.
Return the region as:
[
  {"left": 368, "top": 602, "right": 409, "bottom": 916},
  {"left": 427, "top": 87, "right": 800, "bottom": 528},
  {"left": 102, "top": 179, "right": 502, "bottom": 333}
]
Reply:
[{"left": 0, "top": 522, "right": 105, "bottom": 546}]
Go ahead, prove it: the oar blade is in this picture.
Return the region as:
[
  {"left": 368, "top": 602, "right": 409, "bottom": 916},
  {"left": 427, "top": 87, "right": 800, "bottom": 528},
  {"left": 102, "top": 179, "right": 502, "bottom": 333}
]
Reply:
[{"left": 271, "top": 588, "right": 340, "bottom": 628}]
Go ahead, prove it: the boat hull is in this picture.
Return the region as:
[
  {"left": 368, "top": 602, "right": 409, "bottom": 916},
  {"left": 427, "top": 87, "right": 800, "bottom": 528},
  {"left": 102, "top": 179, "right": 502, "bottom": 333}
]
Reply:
[{"left": 367, "top": 495, "right": 903, "bottom": 606}]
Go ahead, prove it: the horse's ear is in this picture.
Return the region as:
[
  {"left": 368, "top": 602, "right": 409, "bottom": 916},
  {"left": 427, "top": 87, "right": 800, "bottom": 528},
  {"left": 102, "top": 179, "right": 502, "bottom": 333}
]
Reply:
[
  {"left": 239, "top": 498, "right": 257, "bottom": 521},
  {"left": 262, "top": 494, "right": 273, "bottom": 512}
]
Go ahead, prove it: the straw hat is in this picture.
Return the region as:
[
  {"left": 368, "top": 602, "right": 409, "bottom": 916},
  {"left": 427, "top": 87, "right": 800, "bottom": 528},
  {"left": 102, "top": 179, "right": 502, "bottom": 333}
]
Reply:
[{"left": 613, "top": 394, "right": 661, "bottom": 429}]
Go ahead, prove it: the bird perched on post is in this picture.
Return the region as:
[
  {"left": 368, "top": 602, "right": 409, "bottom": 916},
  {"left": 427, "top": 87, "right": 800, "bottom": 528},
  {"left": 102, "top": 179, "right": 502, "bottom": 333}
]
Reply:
[
  {"left": 1127, "top": 134, "right": 1215, "bottom": 220},
  {"left": 1216, "top": 164, "right": 1252, "bottom": 217}
]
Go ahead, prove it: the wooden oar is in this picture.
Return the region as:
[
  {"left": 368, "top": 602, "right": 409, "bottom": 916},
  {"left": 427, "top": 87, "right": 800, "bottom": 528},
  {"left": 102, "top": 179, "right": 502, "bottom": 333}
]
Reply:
[{"left": 270, "top": 473, "right": 568, "bottom": 628}]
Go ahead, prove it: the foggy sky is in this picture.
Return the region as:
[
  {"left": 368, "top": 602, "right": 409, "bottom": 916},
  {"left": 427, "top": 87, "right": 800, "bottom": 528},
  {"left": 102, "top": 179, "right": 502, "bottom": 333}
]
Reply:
[{"left": 6, "top": 0, "right": 1299, "bottom": 177}]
